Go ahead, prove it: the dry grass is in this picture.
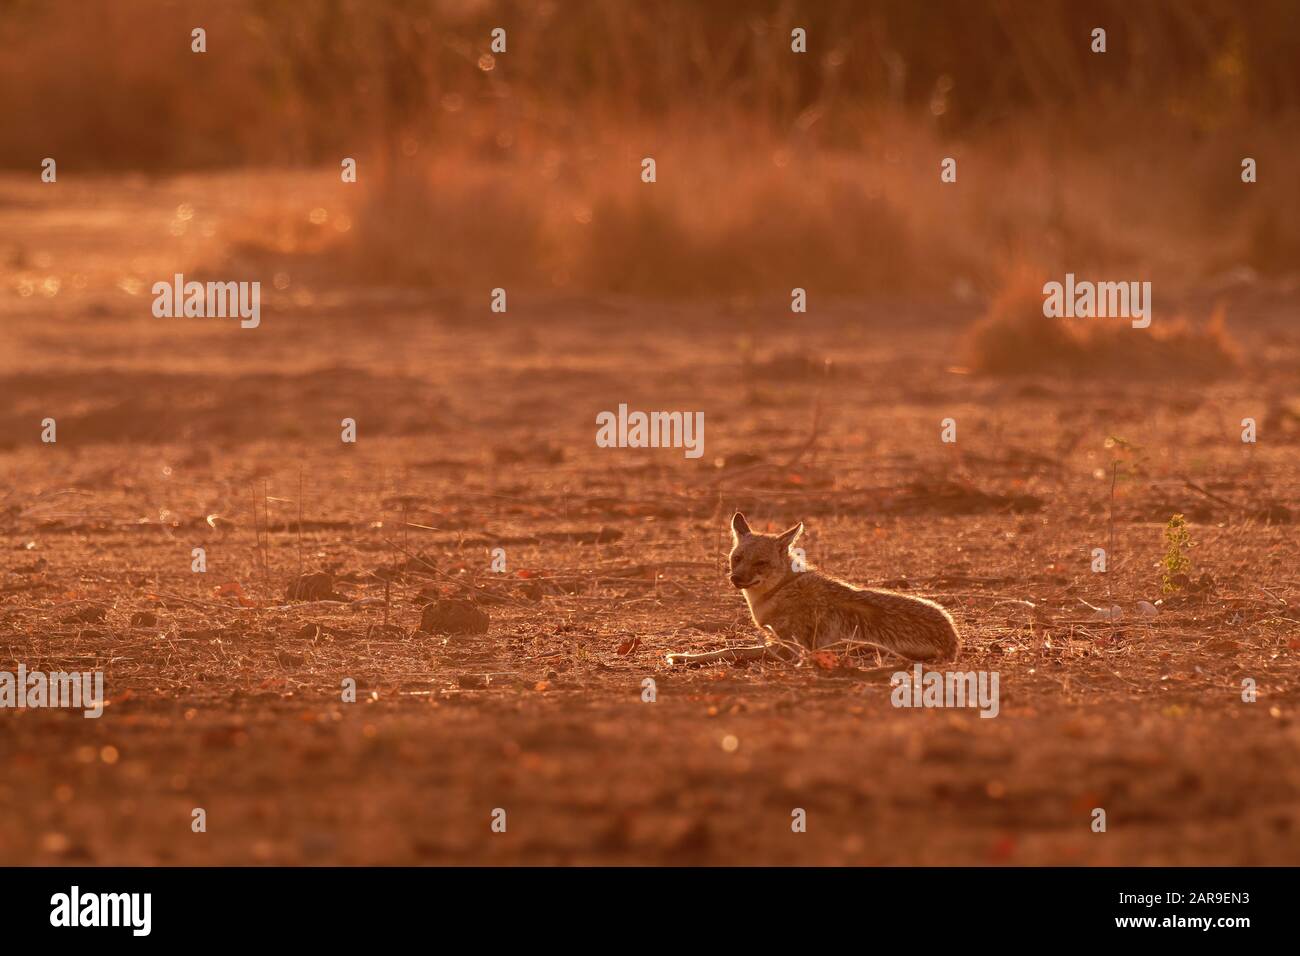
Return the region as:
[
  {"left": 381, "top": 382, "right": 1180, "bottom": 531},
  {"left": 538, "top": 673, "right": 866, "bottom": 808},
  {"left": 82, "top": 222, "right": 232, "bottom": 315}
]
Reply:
[{"left": 964, "top": 264, "right": 1243, "bottom": 377}]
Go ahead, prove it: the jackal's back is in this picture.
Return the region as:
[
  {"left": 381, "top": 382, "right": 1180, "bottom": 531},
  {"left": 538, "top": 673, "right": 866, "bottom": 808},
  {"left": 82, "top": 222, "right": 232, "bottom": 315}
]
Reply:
[{"left": 753, "top": 571, "right": 960, "bottom": 662}]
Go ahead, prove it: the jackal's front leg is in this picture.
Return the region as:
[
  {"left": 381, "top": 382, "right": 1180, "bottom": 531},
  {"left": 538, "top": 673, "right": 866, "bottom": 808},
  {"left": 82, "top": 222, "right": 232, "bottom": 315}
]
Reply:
[
  {"left": 666, "top": 640, "right": 801, "bottom": 666},
  {"left": 666, "top": 645, "right": 772, "bottom": 666}
]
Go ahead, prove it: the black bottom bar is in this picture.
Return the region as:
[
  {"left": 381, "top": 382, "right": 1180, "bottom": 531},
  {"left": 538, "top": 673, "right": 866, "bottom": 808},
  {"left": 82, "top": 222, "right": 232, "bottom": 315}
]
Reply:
[{"left": 2, "top": 866, "right": 1278, "bottom": 942}]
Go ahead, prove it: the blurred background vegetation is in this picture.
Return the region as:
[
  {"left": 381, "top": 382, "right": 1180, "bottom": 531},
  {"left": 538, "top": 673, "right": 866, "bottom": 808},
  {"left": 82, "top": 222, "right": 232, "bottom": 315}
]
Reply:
[
  {"left": 4, "top": 0, "right": 1296, "bottom": 169},
  {"left": 3, "top": 0, "right": 1297, "bottom": 302}
]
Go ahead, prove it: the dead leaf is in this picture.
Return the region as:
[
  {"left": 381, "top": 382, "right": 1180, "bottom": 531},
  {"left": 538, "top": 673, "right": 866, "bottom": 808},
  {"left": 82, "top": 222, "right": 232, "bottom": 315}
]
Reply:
[
  {"left": 811, "top": 651, "right": 839, "bottom": 670},
  {"left": 214, "top": 581, "right": 257, "bottom": 608}
]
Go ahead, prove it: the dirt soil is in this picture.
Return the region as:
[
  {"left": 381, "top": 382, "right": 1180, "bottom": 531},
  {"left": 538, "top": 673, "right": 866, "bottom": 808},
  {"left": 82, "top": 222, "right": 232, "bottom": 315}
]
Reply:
[{"left": 2, "top": 173, "right": 1299, "bottom": 865}]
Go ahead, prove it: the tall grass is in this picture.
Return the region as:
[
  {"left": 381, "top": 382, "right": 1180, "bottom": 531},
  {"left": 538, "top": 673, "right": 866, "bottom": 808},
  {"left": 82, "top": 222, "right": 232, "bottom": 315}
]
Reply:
[{"left": 3, "top": 0, "right": 1297, "bottom": 171}]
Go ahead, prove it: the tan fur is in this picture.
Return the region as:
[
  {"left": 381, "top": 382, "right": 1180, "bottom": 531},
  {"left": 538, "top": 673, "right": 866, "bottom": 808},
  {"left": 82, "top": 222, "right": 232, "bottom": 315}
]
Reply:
[{"left": 667, "top": 512, "right": 960, "bottom": 666}]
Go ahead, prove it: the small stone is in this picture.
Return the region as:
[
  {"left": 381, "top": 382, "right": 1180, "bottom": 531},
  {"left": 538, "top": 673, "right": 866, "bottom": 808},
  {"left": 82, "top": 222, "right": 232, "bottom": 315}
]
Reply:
[
  {"left": 62, "top": 605, "right": 108, "bottom": 624},
  {"left": 285, "top": 572, "right": 342, "bottom": 602},
  {"left": 419, "top": 599, "right": 489, "bottom": 635}
]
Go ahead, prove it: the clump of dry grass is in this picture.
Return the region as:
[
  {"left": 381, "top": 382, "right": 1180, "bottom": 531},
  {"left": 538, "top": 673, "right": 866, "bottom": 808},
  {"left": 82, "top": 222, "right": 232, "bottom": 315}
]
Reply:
[
  {"left": 343, "top": 167, "right": 549, "bottom": 290},
  {"left": 965, "top": 265, "right": 1242, "bottom": 377},
  {"left": 577, "top": 168, "right": 914, "bottom": 297}
]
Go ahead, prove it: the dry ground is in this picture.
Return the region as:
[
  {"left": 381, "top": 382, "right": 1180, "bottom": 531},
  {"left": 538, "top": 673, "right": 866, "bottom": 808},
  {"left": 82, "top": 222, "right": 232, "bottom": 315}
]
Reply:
[{"left": 1, "top": 173, "right": 1298, "bottom": 864}]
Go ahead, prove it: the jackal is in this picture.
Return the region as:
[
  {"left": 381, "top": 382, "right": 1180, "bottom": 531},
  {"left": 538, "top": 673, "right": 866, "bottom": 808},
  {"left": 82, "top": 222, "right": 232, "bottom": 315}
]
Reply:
[{"left": 667, "top": 513, "right": 960, "bottom": 666}]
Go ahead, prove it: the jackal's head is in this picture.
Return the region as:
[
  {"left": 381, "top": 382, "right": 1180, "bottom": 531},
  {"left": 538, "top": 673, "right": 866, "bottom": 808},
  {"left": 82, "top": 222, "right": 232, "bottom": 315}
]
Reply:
[{"left": 727, "top": 512, "right": 803, "bottom": 591}]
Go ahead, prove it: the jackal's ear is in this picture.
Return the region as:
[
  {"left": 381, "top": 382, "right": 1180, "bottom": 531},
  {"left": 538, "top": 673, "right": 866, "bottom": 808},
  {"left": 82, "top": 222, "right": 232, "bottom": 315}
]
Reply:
[
  {"left": 731, "top": 512, "right": 752, "bottom": 539},
  {"left": 776, "top": 522, "right": 804, "bottom": 550}
]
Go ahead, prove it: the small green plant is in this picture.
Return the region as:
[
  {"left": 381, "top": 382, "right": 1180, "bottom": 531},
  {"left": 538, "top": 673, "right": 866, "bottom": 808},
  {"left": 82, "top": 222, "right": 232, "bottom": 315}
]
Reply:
[
  {"left": 1105, "top": 435, "right": 1151, "bottom": 479},
  {"left": 1160, "top": 513, "right": 1193, "bottom": 593}
]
